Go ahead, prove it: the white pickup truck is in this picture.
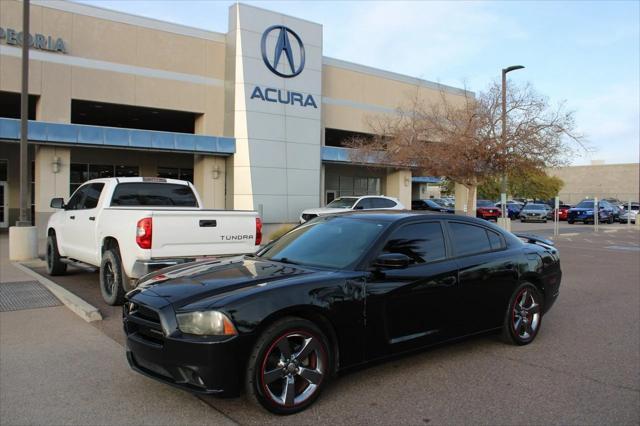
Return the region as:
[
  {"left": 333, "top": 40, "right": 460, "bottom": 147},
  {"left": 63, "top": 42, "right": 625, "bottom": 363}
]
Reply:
[{"left": 46, "top": 177, "right": 261, "bottom": 305}]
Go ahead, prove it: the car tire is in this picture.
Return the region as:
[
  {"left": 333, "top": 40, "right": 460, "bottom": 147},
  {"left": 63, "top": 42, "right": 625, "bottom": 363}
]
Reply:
[
  {"left": 46, "top": 233, "right": 67, "bottom": 276},
  {"left": 568, "top": 219, "right": 575, "bottom": 224},
  {"left": 520, "top": 219, "right": 525, "bottom": 223},
  {"left": 100, "top": 248, "right": 127, "bottom": 306},
  {"left": 608, "top": 216, "right": 614, "bottom": 224},
  {"left": 246, "top": 317, "right": 332, "bottom": 415},
  {"left": 502, "top": 282, "right": 543, "bottom": 346},
  {"left": 543, "top": 220, "right": 548, "bottom": 223}
]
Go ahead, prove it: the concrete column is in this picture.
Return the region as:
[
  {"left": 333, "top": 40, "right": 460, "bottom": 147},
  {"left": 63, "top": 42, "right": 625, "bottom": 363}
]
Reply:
[
  {"left": 35, "top": 146, "right": 70, "bottom": 255},
  {"left": 454, "top": 183, "right": 476, "bottom": 216},
  {"left": 385, "top": 169, "right": 412, "bottom": 209},
  {"left": 193, "top": 155, "right": 226, "bottom": 209}
]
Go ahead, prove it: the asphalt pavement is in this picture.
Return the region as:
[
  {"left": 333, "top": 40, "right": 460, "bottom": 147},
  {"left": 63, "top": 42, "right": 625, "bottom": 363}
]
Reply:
[{"left": 1, "top": 224, "right": 639, "bottom": 425}]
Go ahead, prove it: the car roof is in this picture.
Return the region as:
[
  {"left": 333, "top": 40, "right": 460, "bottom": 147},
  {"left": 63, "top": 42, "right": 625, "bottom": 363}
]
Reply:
[{"left": 324, "top": 210, "right": 497, "bottom": 226}]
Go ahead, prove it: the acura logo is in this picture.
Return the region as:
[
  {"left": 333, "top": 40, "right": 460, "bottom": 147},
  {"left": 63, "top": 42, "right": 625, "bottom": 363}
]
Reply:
[{"left": 261, "top": 25, "right": 305, "bottom": 78}]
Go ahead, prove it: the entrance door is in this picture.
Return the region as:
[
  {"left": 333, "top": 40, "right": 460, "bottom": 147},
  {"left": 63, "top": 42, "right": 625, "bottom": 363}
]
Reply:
[
  {"left": 0, "top": 182, "right": 7, "bottom": 228},
  {"left": 325, "top": 190, "right": 336, "bottom": 205}
]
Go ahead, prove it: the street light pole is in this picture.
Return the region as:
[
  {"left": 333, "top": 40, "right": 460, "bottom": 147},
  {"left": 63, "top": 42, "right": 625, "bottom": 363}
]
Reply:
[
  {"left": 18, "top": 0, "right": 31, "bottom": 227},
  {"left": 500, "top": 65, "right": 524, "bottom": 222}
]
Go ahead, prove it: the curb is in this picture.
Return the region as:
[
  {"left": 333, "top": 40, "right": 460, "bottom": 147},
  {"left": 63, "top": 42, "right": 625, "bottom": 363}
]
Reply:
[{"left": 13, "top": 261, "right": 103, "bottom": 323}]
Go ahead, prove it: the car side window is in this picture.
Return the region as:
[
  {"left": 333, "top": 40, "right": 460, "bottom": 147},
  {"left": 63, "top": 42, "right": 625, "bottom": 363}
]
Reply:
[
  {"left": 65, "top": 185, "right": 89, "bottom": 210},
  {"left": 372, "top": 198, "right": 396, "bottom": 208},
  {"left": 449, "top": 222, "right": 499, "bottom": 257},
  {"left": 487, "top": 229, "right": 505, "bottom": 250},
  {"left": 382, "top": 222, "right": 446, "bottom": 264},
  {"left": 81, "top": 183, "right": 105, "bottom": 209},
  {"left": 355, "top": 199, "right": 373, "bottom": 210}
]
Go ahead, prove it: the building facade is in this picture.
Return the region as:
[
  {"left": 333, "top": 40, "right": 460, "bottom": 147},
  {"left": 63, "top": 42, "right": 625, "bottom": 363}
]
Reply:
[{"left": 0, "top": 0, "right": 470, "bottom": 244}]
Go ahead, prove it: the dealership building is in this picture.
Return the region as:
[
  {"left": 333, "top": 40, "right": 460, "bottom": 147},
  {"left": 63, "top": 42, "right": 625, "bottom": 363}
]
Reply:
[{"left": 0, "top": 0, "right": 472, "bottom": 245}]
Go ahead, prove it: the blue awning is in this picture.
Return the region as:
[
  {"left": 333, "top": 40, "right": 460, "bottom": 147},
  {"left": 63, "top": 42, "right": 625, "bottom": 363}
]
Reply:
[
  {"left": 0, "top": 117, "right": 235, "bottom": 155},
  {"left": 412, "top": 176, "right": 443, "bottom": 184},
  {"left": 321, "top": 146, "right": 389, "bottom": 165}
]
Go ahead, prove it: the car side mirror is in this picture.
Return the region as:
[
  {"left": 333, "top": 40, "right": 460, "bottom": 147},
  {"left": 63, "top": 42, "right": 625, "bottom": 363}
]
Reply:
[
  {"left": 50, "top": 197, "right": 65, "bottom": 209},
  {"left": 373, "top": 253, "right": 412, "bottom": 269}
]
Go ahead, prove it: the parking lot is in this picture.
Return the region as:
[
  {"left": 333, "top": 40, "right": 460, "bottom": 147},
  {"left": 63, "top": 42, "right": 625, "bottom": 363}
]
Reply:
[{"left": 5, "top": 222, "right": 640, "bottom": 425}]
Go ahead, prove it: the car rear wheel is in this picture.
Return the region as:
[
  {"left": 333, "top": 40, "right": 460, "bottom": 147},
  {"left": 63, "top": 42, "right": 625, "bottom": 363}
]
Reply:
[
  {"left": 568, "top": 219, "right": 575, "bottom": 224},
  {"left": 246, "top": 317, "right": 332, "bottom": 415},
  {"left": 502, "top": 282, "right": 543, "bottom": 346},
  {"left": 100, "top": 249, "right": 126, "bottom": 306},
  {"left": 46, "top": 233, "right": 67, "bottom": 276}
]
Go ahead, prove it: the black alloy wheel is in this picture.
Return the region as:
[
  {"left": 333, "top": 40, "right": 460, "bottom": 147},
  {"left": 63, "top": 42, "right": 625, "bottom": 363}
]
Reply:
[
  {"left": 502, "top": 283, "right": 543, "bottom": 345},
  {"left": 246, "top": 317, "right": 331, "bottom": 414}
]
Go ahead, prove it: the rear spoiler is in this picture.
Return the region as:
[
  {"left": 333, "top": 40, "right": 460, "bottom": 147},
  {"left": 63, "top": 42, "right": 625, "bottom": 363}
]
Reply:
[{"left": 514, "top": 233, "right": 555, "bottom": 247}]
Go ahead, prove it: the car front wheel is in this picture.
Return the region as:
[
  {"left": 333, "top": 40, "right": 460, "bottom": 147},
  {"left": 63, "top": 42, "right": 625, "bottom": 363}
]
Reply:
[
  {"left": 46, "top": 233, "right": 67, "bottom": 276},
  {"left": 502, "top": 282, "right": 543, "bottom": 346},
  {"left": 246, "top": 317, "right": 332, "bottom": 415}
]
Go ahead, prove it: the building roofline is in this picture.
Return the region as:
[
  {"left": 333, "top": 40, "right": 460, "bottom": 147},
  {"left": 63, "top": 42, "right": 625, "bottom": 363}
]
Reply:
[
  {"left": 323, "top": 57, "right": 473, "bottom": 97},
  {"left": 33, "top": 0, "right": 226, "bottom": 43}
]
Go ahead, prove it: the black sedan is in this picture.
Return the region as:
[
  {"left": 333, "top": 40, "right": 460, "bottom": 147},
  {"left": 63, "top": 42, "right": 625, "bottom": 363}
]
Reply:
[
  {"left": 412, "top": 199, "right": 454, "bottom": 213},
  {"left": 123, "top": 212, "right": 562, "bottom": 414}
]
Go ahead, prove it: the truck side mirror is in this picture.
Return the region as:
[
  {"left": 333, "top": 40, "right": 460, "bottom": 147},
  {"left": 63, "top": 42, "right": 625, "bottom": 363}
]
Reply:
[{"left": 50, "top": 198, "right": 65, "bottom": 209}]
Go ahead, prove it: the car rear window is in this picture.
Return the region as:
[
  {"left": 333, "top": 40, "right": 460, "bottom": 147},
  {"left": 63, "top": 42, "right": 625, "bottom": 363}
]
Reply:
[{"left": 111, "top": 183, "right": 198, "bottom": 207}]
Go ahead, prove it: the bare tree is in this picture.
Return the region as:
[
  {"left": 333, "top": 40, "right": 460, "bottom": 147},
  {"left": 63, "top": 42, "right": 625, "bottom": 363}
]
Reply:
[{"left": 346, "top": 81, "right": 586, "bottom": 214}]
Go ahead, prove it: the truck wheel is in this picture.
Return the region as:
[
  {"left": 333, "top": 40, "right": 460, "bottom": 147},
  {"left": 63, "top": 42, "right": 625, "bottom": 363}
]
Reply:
[
  {"left": 46, "top": 234, "right": 67, "bottom": 276},
  {"left": 100, "top": 249, "right": 126, "bottom": 306}
]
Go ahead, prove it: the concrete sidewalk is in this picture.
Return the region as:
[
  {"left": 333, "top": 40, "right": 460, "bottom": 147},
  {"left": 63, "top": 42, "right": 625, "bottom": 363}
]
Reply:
[{"left": 0, "top": 232, "right": 236, "bottom": 425}]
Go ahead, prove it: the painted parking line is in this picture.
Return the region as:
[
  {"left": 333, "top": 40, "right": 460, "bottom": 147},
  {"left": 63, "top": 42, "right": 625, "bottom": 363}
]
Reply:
[{"left": 605, "top": 246, "right": 640, "bottom": 252}]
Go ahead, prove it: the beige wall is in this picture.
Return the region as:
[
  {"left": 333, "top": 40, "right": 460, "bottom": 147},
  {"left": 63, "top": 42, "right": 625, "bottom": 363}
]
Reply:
[
  {"left": 548, "top": 163, "right": 640, "bottom": 205},
  {"left": 385, "top": 169, "right": 412, "bottom": 209},
  {"left": 0, "top": 0, "right": 227, "bottom": 134}
]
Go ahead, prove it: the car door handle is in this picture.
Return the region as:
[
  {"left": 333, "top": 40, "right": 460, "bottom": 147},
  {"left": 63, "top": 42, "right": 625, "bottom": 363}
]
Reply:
[
  {"left": 89, "top": 216, "right": 95, "bottom": 221},
  {"left": 199, "top": 220, "right": 217, "bottom": 227},
  {"left": 441, "top": 276, "right": 457, "bottom": 287},
  {"left": 69, "top": 215, "right": 75, "bottom": 220}
]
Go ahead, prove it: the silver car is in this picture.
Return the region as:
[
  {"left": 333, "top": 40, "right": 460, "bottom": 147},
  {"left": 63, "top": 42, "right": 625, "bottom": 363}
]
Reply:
[
  {"left": 619, "top": 204, "right": 639, "bottom": 224},
  {"left": 519, "top": 204, "right": 550, "bottom": 223}
]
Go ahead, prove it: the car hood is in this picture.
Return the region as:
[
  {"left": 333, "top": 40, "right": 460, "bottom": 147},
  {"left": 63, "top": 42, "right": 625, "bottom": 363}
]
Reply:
[
  {"left": 134, "top": 256, "right": 315, "bottom": 304},
  {"left": 477, "top": 206, "right": 498, "bottom": 211},
  {"left": 301, "top": 207, "right": 352, "bottom": 216}
]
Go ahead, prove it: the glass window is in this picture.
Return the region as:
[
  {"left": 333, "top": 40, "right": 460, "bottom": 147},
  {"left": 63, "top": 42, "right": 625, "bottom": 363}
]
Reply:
[
  {"left": 157, "top": 167, "right": 179, "bottom": 180},
  {"left": 82, "top": 183, "right": 105, "bottom": 209},
  {"left": 449, "top": 222, "right": 493, "bottom": 257},
  {"left": 367, "top": 177, "right": 380, "bottom": 195},
  {"left": 326, "top": 197, "right": 358, "bottom": 209},
  {"left": 383, "top": 222, "right": 446, "bottom": 264},
  {"left": 0, "top": 160, "right": 7, "bottom": 181},
  {"left": 179, "top": 168, "right": 193, "bottom": 183},
  {"left": 111, "top": 183, "right": 198, "bottom": 207},
  {"left": 259, "top": 216, "right": 388, "bottom": 269},
  {"left": 354, "top": 198, "right": 373, "bottom": 209},
  {"left": 371, "top": 198, "right": 397, "bottom": 208},
  {"left": 339, "top": 176, "right": 354, "bottom": 197},
  {"left": 115, "top": 165, "right": 139, "bottom": 178},
  {"left": 88, "top": 164, "right": 114, "bottom": 180},
  {"left": 354, "top": 177, "right": 368, "bottom": 196},
  {"left": 66, "top": 185, "right": 89, "bottom": 210},
  {"left": 487, "top": 229, "right": 505, "bottom": 251}
]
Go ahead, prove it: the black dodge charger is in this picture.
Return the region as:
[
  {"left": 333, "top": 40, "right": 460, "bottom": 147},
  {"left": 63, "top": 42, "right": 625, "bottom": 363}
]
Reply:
[{"left": 123, "top": 211, "right": 561, "bottom": 414}]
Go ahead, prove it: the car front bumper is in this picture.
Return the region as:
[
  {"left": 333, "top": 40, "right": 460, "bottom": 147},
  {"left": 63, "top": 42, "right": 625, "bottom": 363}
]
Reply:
[
  {"left": 520, "top": 214, "right": 547, "bottom": 221},
  {"left": 123, "top": 294, "right": 254, "bottom": 396}
]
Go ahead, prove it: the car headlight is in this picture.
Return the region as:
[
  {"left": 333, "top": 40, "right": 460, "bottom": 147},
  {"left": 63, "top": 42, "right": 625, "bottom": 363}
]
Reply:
[{"left": 176, "top": 311, "right": 237, "bottom": 336}]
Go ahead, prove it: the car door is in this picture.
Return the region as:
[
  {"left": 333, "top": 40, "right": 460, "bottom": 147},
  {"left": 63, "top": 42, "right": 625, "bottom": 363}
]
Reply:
[
  {"left": 446, "top": 221, "right": 519, "bottom": 334},
  {"left": 364, "top": 220, "right": 459, "bottom": 359},
  {"left": 59, "top": 184, "right": 90, "bottom": 259},
  {"left": 72, "top": 182, "right": 105, "bottom": 264}
]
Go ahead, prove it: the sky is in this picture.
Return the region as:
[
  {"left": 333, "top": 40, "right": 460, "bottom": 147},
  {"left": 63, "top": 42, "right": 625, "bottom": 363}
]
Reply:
[{"left": 78, "top": 0, "right": 640, "bottom": 165}]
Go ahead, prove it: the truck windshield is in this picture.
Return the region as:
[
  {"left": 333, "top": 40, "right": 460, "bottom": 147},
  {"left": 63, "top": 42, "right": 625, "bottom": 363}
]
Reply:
[
  {"left": 258, "top": 216, "right": 388, "bottom": 269},
  {"left": 111, "top": 183, "right": 198, "bottom": 207}
]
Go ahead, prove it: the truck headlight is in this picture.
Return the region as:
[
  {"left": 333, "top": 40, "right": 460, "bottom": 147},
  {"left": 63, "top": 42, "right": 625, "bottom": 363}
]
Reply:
[{"left": 176, "top": 311, "right": 237, "bottom": 336}]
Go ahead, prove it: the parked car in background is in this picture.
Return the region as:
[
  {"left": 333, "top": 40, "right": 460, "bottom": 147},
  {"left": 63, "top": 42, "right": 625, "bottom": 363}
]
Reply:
[
  {"left": 412, "top": 199, "right": 454, "bottom": 213},
  {"left": 519, "top": 204, "right": 550, "bottom": 223},
  {"left": 46, "top": 177, "right": 261, "bottom": 305},
  {"left": 550, "top": 204, "right": 573, "bottom": 221},
  {"left": 123, "top": 211, "right": 562, "bottom": 414},
  {"left": 476, "top": 200, "right": 501, "bottom": 221},
  {"left": 432, "top": 198, "right": 455, "bottom": 208},
  {"left": 619, "top": 203, "right": 639, "bottom": 224},
  {"left": 608, "top": 203, "right": 624, "bottom": 222},
  {"left": 495, "top": 202, "right": 523, "bottom": 219},
  {"left": 567, "top": 200, "right": 615, "bottom": 224},
  {"left": 299, "top": 195, "right": 404, "bottom": 223}
]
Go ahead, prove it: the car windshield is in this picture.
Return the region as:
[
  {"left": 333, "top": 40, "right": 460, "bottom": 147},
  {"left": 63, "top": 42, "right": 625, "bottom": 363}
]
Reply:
[
  {"left": 258, "top": 216, "right": 388, "bottom": 269},
  {"left": 525, "top": 204, "right": 546, "bottom": 210},
  {"left": 477, "top": 200, "right": 495, "bottom": 207},
  {"left": 326, "top": 197, "right": 358, "bottom": 208},
  {"left": 576, "top": 201, "right": 594, "bottom": 208}
]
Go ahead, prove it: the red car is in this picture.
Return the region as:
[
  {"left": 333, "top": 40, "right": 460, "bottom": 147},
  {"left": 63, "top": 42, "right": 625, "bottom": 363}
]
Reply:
[
  {"left": 476, "top": 200, "right": 502, "bottom": 221},
  {"left": 552, "top": 204, "right": 572, "bottom": 221}
]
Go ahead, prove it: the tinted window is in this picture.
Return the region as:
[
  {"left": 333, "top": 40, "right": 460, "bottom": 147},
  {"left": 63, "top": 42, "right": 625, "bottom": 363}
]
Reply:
[
  {"left": 81, "top": 183, "right": 104, "bottom": 209},
  {"left": 576, "top": 201, "right": 594, "bottom": 208},
  {"left": 66, "top": 185, "right": 89, "bottom": 210},
  {"left": 371, "top": 198, "right": 396, "bottom": 208},
  {"left": 355, "top": 198, "right": 374, "bottom": 209},
  {"left": 477, "top": 200, "right": 495, "bottom": 207},
  {"left": 449, "top": 222, "right": 493, "bottom": 257},
  {"left": 111, "top": 183, "right": 197, "bottom": 207},
  {"left": 487, "top": 229, "right": 505, "bottom": 250},
  {"left": 259, "top": 216, "right": 388, "bottom": 269},
  {"left": 383, "top": 222, "right": 446, "bottom": 264}
]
